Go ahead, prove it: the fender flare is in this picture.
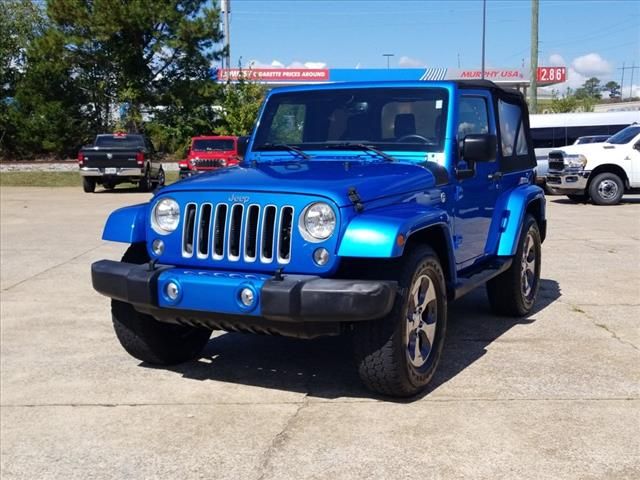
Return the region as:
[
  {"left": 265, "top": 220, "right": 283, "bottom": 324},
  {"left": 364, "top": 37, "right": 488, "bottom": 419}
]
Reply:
[
  {"left": 496, "top": 185, "right": 546, "bottom": 257},
  {"left": 337, "top": 203, "right": 450, "bottom": 258},
  {"left": 102, "top": 203, "right": 148, "bottom": 244}
]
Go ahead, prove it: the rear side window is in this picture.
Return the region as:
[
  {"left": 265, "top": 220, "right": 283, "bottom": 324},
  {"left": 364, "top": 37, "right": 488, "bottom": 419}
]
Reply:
[{"left": 498, "top": 99, "right": 532, "bottom": 171}]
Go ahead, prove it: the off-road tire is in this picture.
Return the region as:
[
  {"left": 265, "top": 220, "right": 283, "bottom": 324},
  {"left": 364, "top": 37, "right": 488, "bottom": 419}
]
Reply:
[
  {"left": 353, "top": 246, "right": 447, "bottom": 397},
  {"left": 138, "top": 168, "right": 151, "bottom": 192},
  {"left": 82, "top": 177, "right": 96, "bottom": 193},
  {"left": 487, "top": 214, "right": 541, "bottom": 316},
  {"left": 566, "top": 194, "right": 587, "bottom": 202},
  {"left": 111, "top": 243, "right": 212, "bottom": 365},
  {"left": 588, "top": 172, "right": 624, "bottom": 205}
]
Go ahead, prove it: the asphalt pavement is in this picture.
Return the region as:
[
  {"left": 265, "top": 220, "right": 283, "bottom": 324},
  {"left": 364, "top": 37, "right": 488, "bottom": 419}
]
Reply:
[{"left": 1, "top": 186, "right": 639, "bottom": 479}]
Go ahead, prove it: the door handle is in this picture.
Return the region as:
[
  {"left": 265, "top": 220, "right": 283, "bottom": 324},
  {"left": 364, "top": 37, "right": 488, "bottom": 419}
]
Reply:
[{"left": 488, "top": 171, "right": 503, "bottom": 181}]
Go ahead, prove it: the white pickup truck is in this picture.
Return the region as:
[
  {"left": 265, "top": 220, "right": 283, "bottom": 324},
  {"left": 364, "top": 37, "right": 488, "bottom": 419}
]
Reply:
[{"left": 546, "top": 124, "right": 640, "bottom": 205}]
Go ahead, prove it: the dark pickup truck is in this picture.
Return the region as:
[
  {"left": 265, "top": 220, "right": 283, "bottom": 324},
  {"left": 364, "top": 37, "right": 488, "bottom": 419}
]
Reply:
[{"left": 78, "top": 133, "right": 165, "bottom": 192}]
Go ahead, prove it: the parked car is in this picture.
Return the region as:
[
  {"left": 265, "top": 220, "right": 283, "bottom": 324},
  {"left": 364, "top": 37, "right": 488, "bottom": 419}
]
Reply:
[
  {"left": 179, "top": 136, "right": 240, "bottom": 179},
  {"left": 91, "top": 80, "right": 546, "bottom": 397},
  {"left": 573, "top": 135, "right": 610, "bottom": 145},
  {"left": 547, "top": 123, "right": 640, "bottom": 205},
  {"left": 78, "top": 133, "right": 165, "bottom": 192}
]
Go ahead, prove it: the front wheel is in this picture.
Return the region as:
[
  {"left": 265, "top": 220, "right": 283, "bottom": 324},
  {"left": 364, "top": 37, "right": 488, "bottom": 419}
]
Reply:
[
  {"left": 138, "top": 168, "right": 151, "bottom": 192},
  {"left": 112, "top": 244, "right": 212, "bottom": 365},
  {"left": 589, "top": 172, "right": 624, "bottom": 205},
  {"left": 353, "top": 246, "right": 447, "bottom": 397},
  {"left": 154, "top": 167, "right": 165, "bottom": 188},
  {"left": 487, "top": 214, "right": 541, "bottom": 316}
]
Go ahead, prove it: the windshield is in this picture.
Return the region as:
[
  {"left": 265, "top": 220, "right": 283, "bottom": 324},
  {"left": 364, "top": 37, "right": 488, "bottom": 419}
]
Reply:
[
  {"left": 192, "top": 139, "right": 235, "bottom": 151},
  {"left": 253, "top": 87, "right": 448, "bottom": 154},
  {"left": 95, "top": 135, "right": 145, "bottom": 149},
  {"left": 606, "top": 125, "right": 640, "bottom": 144}
]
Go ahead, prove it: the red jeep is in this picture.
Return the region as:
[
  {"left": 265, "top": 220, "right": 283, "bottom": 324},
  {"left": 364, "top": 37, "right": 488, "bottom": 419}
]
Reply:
[{"left": 179, "top": 136, "right": 239, "bottom": 178}]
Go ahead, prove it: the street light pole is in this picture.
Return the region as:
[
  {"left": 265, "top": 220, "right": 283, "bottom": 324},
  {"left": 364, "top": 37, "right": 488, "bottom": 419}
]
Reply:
[
  {"left": 481, "top": 0, "right": 486, "bottom": 79},
  {"left": 530, "top": 0, "right": 539, "bottom": 113},
  {"left": 383, "top": 53, "right": 395, "bottom": 70}
]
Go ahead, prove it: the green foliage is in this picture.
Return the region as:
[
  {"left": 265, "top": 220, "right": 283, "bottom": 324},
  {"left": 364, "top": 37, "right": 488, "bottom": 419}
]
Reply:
[
  {"left": 604, "top": 81, "right": 621, "bottom": 99},
  {"left": 2, "top": 0, "right": 227, "bottom": 159},
  {"left": 574, "top": 77, "right": 602, "bottom": 100},
  {"left": 216, "top": 72, "right": 266, "bottom": 136}
]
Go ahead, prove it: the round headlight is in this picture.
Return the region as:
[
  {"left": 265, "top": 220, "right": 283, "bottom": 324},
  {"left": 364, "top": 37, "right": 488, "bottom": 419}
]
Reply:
[
  {"left": 152, "top": 198, "right": 180, "bottom": 234},
  {"left": 300, "top": 202, "right": 336, "bottom": 241}
]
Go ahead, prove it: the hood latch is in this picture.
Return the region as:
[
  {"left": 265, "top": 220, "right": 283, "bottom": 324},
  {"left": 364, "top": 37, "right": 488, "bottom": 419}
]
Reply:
[{"left": 347, "top": 187, "right": 364, "bottom": 213}]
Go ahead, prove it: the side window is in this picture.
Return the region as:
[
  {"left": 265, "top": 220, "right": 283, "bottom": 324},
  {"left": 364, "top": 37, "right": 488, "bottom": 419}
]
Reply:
[
  {"left": 498, "top": 99, "right": 528, "bottom": 157},
  {"left": 458, "top": 96, "right": 489, "bottom": 138}
]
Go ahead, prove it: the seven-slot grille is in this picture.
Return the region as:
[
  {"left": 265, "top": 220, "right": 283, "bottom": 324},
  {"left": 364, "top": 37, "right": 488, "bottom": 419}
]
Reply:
[
  {"left": 548, "top": 152, "right": 565, "bottom": 172},
  {"left": 181, "top": 202, "right": 294, "bottom": 264},
  {"left": 191, "top": 159, "right": 224, "bottom": 168}
]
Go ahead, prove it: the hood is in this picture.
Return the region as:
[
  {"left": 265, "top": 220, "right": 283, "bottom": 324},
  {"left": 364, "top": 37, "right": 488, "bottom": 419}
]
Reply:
[
  {"left": 552, "top": 142, "right": 618, "bottom": 157},
  {"left": 161, "top": 160, "right": 438, "bottom": 207}
]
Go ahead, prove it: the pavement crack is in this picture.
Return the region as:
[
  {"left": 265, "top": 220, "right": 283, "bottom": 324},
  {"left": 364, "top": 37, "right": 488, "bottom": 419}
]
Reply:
[
  {"left": 255, "top": 398, "right": 309, "bottom": 480},
  {"left": 593, "top": 322, "right": 639, "bottom": 352},
  {"left": 1, "top": 245, "right": 102, "bottom": 292}
]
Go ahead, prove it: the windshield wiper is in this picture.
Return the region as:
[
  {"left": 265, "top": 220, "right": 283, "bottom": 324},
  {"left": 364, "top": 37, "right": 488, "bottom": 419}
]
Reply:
[
  {"left": 321, "top": 142, "right": 395, "bottom": 162},
  {"left": 257, "top": 143, "right": 311, "bottom": 160}
]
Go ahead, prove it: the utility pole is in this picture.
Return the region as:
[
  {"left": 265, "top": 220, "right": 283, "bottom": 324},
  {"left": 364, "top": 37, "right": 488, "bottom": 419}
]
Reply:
[
  {"left": 221, "top": 0, "right": 231, "bottom": 69},
  {"left": 481, "top": 0, "right": 486, "bottom": 79},
  {"left": 382, "top": 53, "right": 394, "bottom": 70},
  {"left": 618, "top": 63, "right": 640, "bottom": 99},
  {"left": 529, "top": 0, "right": 539, "bottom": 113}
]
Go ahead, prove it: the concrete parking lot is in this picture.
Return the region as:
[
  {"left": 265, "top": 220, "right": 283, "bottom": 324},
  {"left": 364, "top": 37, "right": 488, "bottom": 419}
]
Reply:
[{"left": 1, "top": 186, "right": 639, "bottom": 479}]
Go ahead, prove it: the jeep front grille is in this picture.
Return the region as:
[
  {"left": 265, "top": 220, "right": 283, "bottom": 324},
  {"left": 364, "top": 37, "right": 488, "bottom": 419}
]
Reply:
[
  {"left": 182, "top": 202, "right": 294, "bottom": 264},
  {"left": 548, "top": 152, "right": 565, "bottom": 172},
  {"left": 191, "top": 159, "right": 224, "bottom": 168}
]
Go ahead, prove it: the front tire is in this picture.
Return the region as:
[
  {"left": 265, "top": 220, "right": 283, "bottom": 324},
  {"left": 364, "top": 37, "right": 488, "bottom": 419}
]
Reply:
[
  {"left": 111, "top": 244, "right": 212, "bottom": 365},
  {"left": 82, "top": 177, "right": 95, "bottom": 193},
  {"left": 589, "top": 172, "right": 624, "bottom": 205},
  {"left": 353, "top": 246, "right": 447, "bottom": 397},
  {"left": 487, "top": 214, "right": 541, "bottom": 316},
  {"left": 154, "top": 167, "right": 165, "bottom": 188}
]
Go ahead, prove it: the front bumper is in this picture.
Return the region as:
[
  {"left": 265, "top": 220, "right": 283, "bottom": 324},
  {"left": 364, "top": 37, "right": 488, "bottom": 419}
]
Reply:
[
  {"left": 80, "top": 167, "right": 143, "bottom": 177},
  {"left": 92, "top": 260, "right": 397, "bottom": 330},
  {"left": 546, "top": 169, "right": 591, "bottom": 194}
]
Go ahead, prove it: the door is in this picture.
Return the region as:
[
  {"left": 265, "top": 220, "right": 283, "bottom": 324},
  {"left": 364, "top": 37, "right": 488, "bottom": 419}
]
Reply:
[
  {"left": 453, "top": 92, "right": 500, "bottom": 267},
  {"left": 630, "top": 137, "right": 640, "bottom": 186}
]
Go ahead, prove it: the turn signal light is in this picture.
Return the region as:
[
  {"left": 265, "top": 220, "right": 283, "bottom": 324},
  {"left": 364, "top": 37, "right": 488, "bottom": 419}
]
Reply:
[{"left": 136, "top": 151, "right": 144, "bottom": 165}]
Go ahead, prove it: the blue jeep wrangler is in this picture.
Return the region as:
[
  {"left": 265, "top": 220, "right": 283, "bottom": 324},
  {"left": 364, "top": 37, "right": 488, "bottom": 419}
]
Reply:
[{"left": 92, "top": 80, "right": 546, "bottom": 397}]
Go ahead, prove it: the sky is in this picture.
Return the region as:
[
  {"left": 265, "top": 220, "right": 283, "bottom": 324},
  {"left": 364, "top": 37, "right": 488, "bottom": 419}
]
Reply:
[{"left": 225, "top": 0, "right": 640, "bottom": 97}]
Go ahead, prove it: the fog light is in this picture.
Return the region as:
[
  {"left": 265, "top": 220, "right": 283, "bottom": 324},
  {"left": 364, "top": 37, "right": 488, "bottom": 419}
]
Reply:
[
  {"left": 152, "top": 239, "right": 164, "bottom": 256},
  {"left": 313, "top": 248, "right": 330, "bottom": 266},
  {"left": 240, "top": 288, "right": 255, "bottom": 306},
  {"left": 165, "top": 281, "right": 180, "bottom": 301}
]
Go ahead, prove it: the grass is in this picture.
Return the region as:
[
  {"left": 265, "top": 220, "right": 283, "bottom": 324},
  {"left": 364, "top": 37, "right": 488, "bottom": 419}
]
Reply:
[{"left": 0, "top": 171, "right": 180, "bottom": 187}]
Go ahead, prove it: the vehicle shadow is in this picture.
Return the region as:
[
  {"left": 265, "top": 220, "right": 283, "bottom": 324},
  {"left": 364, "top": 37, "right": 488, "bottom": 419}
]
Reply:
[
  {"left": 551, "top": 197, "right": 640, "bottom": 205},
  {"left": 151, "top": 278, "right": 561, "bottom": 401}
]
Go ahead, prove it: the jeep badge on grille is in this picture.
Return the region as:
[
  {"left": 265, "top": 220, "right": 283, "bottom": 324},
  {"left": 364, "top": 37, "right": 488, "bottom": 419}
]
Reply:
[{"left": 228, "top": 194, "right": 250, "bottom": 203}]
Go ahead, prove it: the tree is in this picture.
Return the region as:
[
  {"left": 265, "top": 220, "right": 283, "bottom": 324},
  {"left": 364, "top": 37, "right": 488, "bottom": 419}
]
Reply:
[
  {"left": 604, "top": 81, "right": 621, "bottom": 99},
  {"left": 575, "top": 77, "right": 602, "bottom": 100},
  {"left": 548, "top": 87, "right": 595, "bottom": 113},
  {"left": 45, "top": 0, "right": 224, "bottom": 130},
  {"left": 216, "top": 70, "right": 266, "bottom": 137}
]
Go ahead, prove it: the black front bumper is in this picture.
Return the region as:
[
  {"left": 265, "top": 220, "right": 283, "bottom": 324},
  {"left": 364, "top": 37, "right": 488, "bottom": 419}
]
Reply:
[{"left": 92, "top": 260, "right": 397, "bottom": 334}]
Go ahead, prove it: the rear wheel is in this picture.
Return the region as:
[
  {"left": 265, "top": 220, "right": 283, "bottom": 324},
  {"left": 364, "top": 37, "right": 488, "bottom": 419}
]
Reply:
[
  {"left": 82, "top": 177, "right": 95, "bottom": 193},
  {"left": 154, "top": 167, "right": 165, "bottom": 188},
  {"left": 487, "top": 214, "right": 541, "bottom": 316},
  {"left": 353, "top": 246, "right": 447, "bottom": 397},
  {"left": 138, "top": 168, "right": 151, "bottom": 192},
  {"left": 111, "top": 244, "right": 212, "bottom": 365},
  {"left": 589, "top": 172, "right": 624, "bottom": 205}
]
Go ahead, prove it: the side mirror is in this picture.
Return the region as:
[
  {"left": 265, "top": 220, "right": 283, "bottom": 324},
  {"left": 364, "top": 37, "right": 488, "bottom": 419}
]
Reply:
[
  {"left": 634, "top": 142, "right": 640, "bottom": 151},
  {"left": 462, "top": 134, "right": 497, "bottom": 163},
  {"left": 237, "top": 136, "right": 249, "bottom": 159}
]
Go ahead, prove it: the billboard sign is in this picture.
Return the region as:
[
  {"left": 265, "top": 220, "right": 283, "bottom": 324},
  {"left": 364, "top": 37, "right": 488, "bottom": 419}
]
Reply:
[
  {"left": 537, "top": 66, "right": 567, "bottom": 84},
  {"left": 215, "top": 68, "right": 330, "bottom": 83}
]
